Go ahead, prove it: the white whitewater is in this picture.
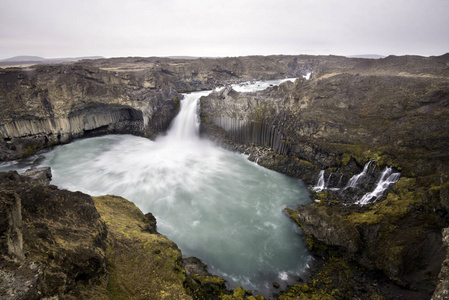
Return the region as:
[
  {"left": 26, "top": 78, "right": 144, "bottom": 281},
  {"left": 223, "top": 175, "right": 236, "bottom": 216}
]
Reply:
[
  {"left": 345, "top": 160, "right": 374, "bottom": 189},
  {"left": 164, "top": 90, "right": 210, "bottom": 141},
  {"left": 356, "top": 167, "right": 401, "bottom": 205},
  {"left": 231, "top": 78, "right": 297, "bottom": 93},
  {"left": 312, "top": 161, "right": 400, "bottom": 202},
  {"left": 1, "top": 79, "right": 312, "bottom": 296},
  {"left": 312, "top": 170, "right": 326, "bottom": 192},
  {"left": 303, "top": 72, "right": 312, "bottom": 80}
]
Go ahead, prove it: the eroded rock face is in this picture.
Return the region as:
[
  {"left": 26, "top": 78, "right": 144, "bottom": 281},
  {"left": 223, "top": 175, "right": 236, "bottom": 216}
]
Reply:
[
  {"left": 0, "top": 64, "right": 179, "bottom": 160},
  {"left": 200, "top": 65, "right": 449, "bottom": 181},
  {"left": 286, "top": 175, "right": 448, "bottom": 298},
  {"left": 0, "top": 170, "right": 108, "bottom": 299},
  {"left": 432, "top": 228, "right": 449, "bottom": 300},
  {"left": 0, "top": 186, "right": 24, "bottom": 261}
]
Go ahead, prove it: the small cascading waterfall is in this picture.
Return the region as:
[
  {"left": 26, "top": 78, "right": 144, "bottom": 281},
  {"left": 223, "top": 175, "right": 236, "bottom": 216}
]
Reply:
[
  {"left": 325, "top": 172, "right": 333, "bottom": 189},
  {"left": 344, "top": 160, "right": 375, "bottom": 189},
  {"left": 337, "top": 174, "right": 344, "bottom": 188},
  {"left": 311, "top": 161, "right": 400, "bottom": 205},
  {"left": 312, "top": 170, "right": 326, "bottom": 192},
  {"left": 356, "top": 167, "right": 401, "bottom": 205}
]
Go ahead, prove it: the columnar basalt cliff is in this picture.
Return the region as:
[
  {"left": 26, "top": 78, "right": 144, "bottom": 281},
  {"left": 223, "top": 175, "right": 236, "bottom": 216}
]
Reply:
[
  {"left": 0, "top": 56, "right": 318, "bottom": 161},
  {"left": 1, "top": 54, "right": 449, "bottom": 299}
]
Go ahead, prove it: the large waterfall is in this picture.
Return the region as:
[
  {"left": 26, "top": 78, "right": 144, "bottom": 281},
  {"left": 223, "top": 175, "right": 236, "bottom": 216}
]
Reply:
[{"left": 1, "top": 79, "right": 311, "bottom": 296}]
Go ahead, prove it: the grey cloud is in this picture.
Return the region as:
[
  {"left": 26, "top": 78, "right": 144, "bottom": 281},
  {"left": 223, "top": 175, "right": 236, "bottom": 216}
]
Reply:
[{"left": 0, "top": 0, "right": 448, "bottom": 59}]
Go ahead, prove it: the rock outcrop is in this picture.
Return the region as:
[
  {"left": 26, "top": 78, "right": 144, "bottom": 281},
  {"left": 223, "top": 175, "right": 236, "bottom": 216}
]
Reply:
[
  {"left": 0, "top": 169, "right": 108, "bottom": 299},
  {"left": 432, "top": 228, "right": 449, "bottom": 300}
]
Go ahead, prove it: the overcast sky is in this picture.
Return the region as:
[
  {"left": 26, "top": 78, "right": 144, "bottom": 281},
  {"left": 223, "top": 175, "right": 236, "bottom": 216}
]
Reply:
[{"left": 0, "top": 0, "right": 448, "bottom": 59}]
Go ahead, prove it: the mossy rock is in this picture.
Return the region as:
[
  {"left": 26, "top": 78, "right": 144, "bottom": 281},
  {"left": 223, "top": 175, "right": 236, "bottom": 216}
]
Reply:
[
  {"left": 93, "top": 195, "right": 192, "bottom": 300},
  {"left": 189, "top": 273, "right": 226, "bottom": 298},
  {"left": 233, "top": 286, "right": 247, "bottom": 299}
]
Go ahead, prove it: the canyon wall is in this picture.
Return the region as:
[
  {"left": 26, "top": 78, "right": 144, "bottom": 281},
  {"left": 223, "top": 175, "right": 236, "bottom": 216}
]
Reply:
[
  {"left": 0, "top": 55, "right": 319, "bottom": 160},
  {"left": 199, "top": 54, "right": 449, "bottom": 298},
  {"left": 200, "top": 55, "right": 449, "bottom": 182}
]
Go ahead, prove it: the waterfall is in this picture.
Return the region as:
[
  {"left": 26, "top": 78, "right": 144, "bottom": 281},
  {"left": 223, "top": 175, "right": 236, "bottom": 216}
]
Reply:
[
  {"left": 356, "top": 167, "right": 401, "bottom": 205},
  {"left": 325, "top": 172, "right": 333, "bottom": 189},
  {"left": 165, "top": 90, "right": 211, "bottom": 141},
  {"left": 337, "top": 174, "right": 344, "bottom": 188},
  {"left": 345, "top": 161, "right": 374, "bottom": 189},
  {"left": 312, "top": 170, "right": 326, "bottom": 192}
]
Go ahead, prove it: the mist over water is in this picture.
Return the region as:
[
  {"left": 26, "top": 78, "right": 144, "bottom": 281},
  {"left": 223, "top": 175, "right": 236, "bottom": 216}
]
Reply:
[{"left": 0, "top": 79, "right": 312, "bottom": 295}]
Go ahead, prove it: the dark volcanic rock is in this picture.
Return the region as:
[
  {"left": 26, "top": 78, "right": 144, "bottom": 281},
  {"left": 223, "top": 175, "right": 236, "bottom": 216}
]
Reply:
[
  {"left": 21, "top": 167, "right": 52, "bottom": 184},
  {"left": 0, "top": 55, "right": 316, "bottom": 161},
  {"left": 0, "top": 170, "right": 108, "bottom": 299},
  {"left": 200, "top": 67, "right": 449, "bottom": 181},
  {"left": 198, "top": 53, "right": 449, "bottom": 298},
  {"left": 286, "top": 175, "right": 448, "bottom": 298},
  {"left": 0, "top": 172, "right": 199, "bottom": 299}
]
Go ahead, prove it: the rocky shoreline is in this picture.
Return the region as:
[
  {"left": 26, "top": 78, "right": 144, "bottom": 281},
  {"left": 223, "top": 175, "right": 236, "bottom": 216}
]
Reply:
[{"left": 1, "top": 54, "right": 449, "bottom": 299}]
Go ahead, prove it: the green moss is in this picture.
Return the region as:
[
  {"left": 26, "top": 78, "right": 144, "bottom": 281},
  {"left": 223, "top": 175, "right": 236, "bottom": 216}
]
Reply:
[
  {"left": 191, "top": 274, "right": 225, "bottom": 286},
  {"left": 173, "top": 97, "right": 180, "bottom": 109},
  {"left": 341, "top": 153, "right": 351, "bottom": 166},
  {"left": 430, "top": 179, "right": 449, "bottom": 191},
  {"left": 299, "top": 159, "right": 315, "bottom": 166},
  {"left": 345, "top": 177, "right": 421, "bottom": 226},
  {"left": 233, "top": 286, "right": 247, "bottom": 299},
  {"left": 280, "top": 257, "right": 386, "bottom": 300},
  {"left": 340, "top": 144, "right": 390, "bottom": 167},
  {"left": 93, "top": 195, "right": 191, "bottom": 299},
  {"left": 22, "top": 143, "right": 45, "bottom": 157},
  {"left": 253, "top": 103, "right": 268, "bottom": 123},
  {"left": 315, "top": 191, "right": 329, "bottom": 202},
  {"left": 285, "top": 208, "right": 302, "bottom": 228}
]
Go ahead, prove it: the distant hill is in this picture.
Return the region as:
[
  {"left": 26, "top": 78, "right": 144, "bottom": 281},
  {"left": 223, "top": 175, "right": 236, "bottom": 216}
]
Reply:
[
  {"left": 166, "top": 56, "right": 199, "bottom": 60},
  {"left": 0, "top": 56, "right": 104, "bottom": 67},
  {"left": 1, "top": 56, "right": 46, "bottom": 62},
  {"left": 346, "top": 54, "right": 386, "bottom": 59}
]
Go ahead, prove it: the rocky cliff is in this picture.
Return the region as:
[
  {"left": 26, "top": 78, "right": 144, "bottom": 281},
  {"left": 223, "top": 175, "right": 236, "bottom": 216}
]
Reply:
[
  {"left": 199, "top": 53, "right": 449, "bottom": 298},
  {"left": 0, "top": 55, "right": 319, "bottom": 161},
  {"left": 200, "top": 57, "right": 449, "bottom": 182}
]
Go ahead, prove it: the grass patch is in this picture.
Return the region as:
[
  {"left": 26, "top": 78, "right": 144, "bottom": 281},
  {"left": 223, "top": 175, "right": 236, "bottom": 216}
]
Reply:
[{"left": 93, "top": 195, "right": 192, "bottom": 299}]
